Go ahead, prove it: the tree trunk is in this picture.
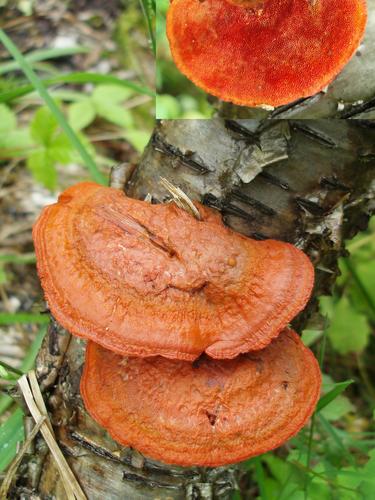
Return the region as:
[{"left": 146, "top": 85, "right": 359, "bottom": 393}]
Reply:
[
  {"left": 13, "top": 119, "right": 375, "bottom": 499},
  {"left": 212, "top": 2, "right": 375, "bottom": 119}
]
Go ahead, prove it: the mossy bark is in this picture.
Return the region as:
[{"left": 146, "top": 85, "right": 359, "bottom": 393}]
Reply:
[{"left": 13, "top": 119, "right": 375, "bottom": 499}]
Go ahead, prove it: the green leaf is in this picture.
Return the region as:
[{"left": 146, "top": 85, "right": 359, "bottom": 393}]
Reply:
[
  {"left": 30, "top": 107, "right": 58, "bottom": 145},
  {"left": 26, "top": 149, "right": 57, "bottom": 190},
  {"left": 68, "top": 98, "right": 96, "bottom": 131},
  {"left": 322, "top": 295, "right": 371, "bottom": 355},
  {"left": 97, "top": 103, "right": 134, "bottom": 128},
  {"left": 124, "top": 130, "right": 151, "bottom": 152},
  {"left": 0, "top": 128, "right": 34, "bottom": 157},
  {"left": 317, "top": 379, "right": 354, "bottom": 413},
  {"left": 92, "top": 84, "right": 134, "bottom": 103},
  {"left": 48, "top": 133, "right": 74, "bottom": 164},
  {"left": 0, "top": 408, "right": 24, "bottom": 472},
  {"left": 92, "top": 85, "right": 134, "bottom": 127},
  {"left": 301, "top": 329, "right": 323, "bottom": 347},
  {"left": 0, "top": 103, "right": 16, "bottom": 133},
  {"left": 156, "top": 94, "right": 181, "bottom": 119},
  {"left": 0, "top": 31, "right": 106, "bottom": 184}
]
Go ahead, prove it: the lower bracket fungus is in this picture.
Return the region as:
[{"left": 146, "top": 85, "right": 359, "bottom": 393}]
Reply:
[{"left": 81, "top": 328, "right": 321, "bottom": 467}]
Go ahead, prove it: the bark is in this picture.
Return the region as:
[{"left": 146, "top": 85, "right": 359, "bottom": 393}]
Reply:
[
  {"left": 13, "top": 119, "right": 375, "bottom": 499},
  {"left": 212, "top": 1, "right": 375, "bottom": 119}
]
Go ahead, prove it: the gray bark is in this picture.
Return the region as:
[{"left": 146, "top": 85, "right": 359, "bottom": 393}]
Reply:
[
  {"left": 213, "top": 0, "right": 375, "bottom": 119},
  {"left": 13, "top": 118, "right": 375, "bottom": 499}
]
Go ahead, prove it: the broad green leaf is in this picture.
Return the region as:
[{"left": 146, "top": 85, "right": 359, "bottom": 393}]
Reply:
[
  {"left": 156, "top": 94, "right": 181, "bottom": 119},
  {"left": 92, "top": 85, "right": 134, "bottom": 127},
  {"left": 68, "top": 98, "right": 96, "bottom": 131},
  {"left": 301, "top": 329, "right": 323, "bottom": 347},
  {"left": 316, "top": 375, "right": 354, "bottom": 420},
  {"left": 92, "top": 84, "right": 134, "bottom": 104},
  {"left": 30, "top": 107, "right": 58, "bottom": 145},
  {"left": 48, "top": 133, "right": 74, "bottom": 164},
  {"left": 0, "top": 408, "right": 24, "bottom": 472},
  {"left": 349, "top": 260, "right": 375, "bottom": 319},
  {"left": 124, "top": 130, "right": 151, "bottom": 152},
  {"left": 94, "top": 100, "right": 133, "bottom": 128},
  {"left": 1, "top": 128, "right": 33, "bottom": 153},
  {"left": 26, "top": 150, "right": 57, "bottom": 190},
  {"left": 0, "top": 103, "right": 16, "bottom": 133},
  {"left": 322, "top": 295, "right": 371, "bottom": 354}
]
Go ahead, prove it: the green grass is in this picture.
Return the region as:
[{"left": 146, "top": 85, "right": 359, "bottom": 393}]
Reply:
[
  {"left": 0, "top": 72, "right": 155, "bottom": 103},
  {"left": 0, "top": 29, "right": 106, "bottom": 185},
  {"left": 0, "top": 46, "right": 90, "bottom": 76},
  {"left": 0, "top": 313, "right": 50, "bottom": 325},
  {"left": 139, "top": 0, "right": 156, "bottom": 56}
]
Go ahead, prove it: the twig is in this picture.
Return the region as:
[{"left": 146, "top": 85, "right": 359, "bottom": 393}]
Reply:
[
  {"left": 0, "top": 416, "right": 46, "bottom": 499},
  {"left": 160, "top": 177, "right": 201, "bottom": 220},
  {"left": 18, "top": 372, "right": 87, "bottom": 500}
]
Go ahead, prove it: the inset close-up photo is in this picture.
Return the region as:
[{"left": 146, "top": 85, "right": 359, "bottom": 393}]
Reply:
[{"left": 157, "top": 0, "right": 375, "bottom": 119}]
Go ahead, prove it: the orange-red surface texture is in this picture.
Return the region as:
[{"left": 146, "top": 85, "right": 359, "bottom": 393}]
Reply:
[
  {"left": 32, "top": 182, "right": 314, "bottom": 361},
  {"left": 81, "top": 329, "right": 322, "bottom": 466},
  {"left": 167, "top": 0, "right": 367, "bottom": 106}
]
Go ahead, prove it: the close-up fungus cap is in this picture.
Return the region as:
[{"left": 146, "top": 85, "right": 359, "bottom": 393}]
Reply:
[
  {"left": 166, "top": 0, "right": 367, "bottom": 107},
  {"left": 81, "top": 328, "right": 322, "bottom": 466},
  {"left": 32, "top": 182, "right": 314, "bottom": 360}
]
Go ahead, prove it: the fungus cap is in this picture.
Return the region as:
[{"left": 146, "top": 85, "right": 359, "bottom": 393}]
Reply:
[
  {"left": 81, "top": 329, "right": 321, "bottom": 466},
  {"left": 166, "top": 0, "right": 367, "bottom": 107},
  {"left": 33, "top": 182, "right": 314, "bottom": 360}
]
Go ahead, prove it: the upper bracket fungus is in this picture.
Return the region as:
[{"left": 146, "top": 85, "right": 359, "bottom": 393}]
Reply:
[
  {"left": 166, "top": 0, "right": 367, "bottom": 107},
  {"left": 81, "top": 328, "right": 321, "bottom": 467},
  {"left": 33, "top": 182, "right": 314, "bottom": 361}
]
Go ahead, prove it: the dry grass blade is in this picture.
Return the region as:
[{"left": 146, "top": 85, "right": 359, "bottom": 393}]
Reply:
[
  {"left": 18, "top": 373, "right": 87, "bottom": 500},
  {"left": 28, "top": 370, "right": 54, "bottom": 435},
  {"left": 160, "top": 177, "right": 201, "bottom": 220},
  {"left": 0, "top": 416, "right": 46, "bottom": 499}
]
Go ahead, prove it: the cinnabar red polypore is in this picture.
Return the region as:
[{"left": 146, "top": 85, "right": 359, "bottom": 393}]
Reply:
[
  {"left": 32, "top": 182, "right": 314, "bottom": 361},
  {"left": 166, "top": 0, "right": 367, "bottom": 107},
  {"left": 81, "top": 328, "right": 321, "bottom": 466}
]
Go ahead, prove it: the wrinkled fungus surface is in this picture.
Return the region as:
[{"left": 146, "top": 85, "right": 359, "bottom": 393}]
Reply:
[
  {"left": 81, "top": 329, "right": 321, "bottom": 466},
  {"left": 167, "top": 0, "right": 367, "bottom": 107},
  {"left": 33, "top": 182, "right": 314, "bottom": 360}
]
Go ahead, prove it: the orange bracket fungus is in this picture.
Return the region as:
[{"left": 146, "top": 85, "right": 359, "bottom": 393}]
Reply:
[
  {"left": 81, "top": 328, "right": 322, "bottom": 466},
  {"left": 166, "top": 0, "right": 367, "bottom": 107},
  {"left": 32, "top": 182, "right": 314, "bottom": 361}
]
